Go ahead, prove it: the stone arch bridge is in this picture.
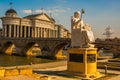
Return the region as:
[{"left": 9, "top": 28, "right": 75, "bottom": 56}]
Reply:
[
  {"left": 0, "top": 38, "right": 71, "bottom": 59},
  {"left": 94, "top": 39, "right": 120, "bottom": 57},
  {"left": 0, "top": 38, "right": 120, "bottom": 59}
]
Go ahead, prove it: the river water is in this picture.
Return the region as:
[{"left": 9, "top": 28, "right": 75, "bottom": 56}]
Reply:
[
  {"left": 0, "top": 50, "right": 113, "bottom": 67},
  {"left": 0, "top": 54, "right": 56, "bottom": 67}
]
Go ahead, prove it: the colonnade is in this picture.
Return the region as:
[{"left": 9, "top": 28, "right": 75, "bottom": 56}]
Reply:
[{"left": 3, "top": 24, "right": 58, "bottom": 38}]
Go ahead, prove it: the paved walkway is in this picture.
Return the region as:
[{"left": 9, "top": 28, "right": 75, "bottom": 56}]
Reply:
[
  {"left": 108, "top": 75, "right": 120, "bottom": 80},
  {"left": 98, "top": 69, "right": 120, "bottom": 74},
  {"left": 5, "top": 61, "right": 67, "bottom": 69},
  {"left": 2, "top": 61, "right": 120, "bottom": 80}
]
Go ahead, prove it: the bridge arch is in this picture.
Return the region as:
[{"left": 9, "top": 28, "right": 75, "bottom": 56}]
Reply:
[
  {"left": 52, "top": 42, "right": 69, "bottom": 59},
  {"left": 41, "top": 45, "right": 51, "bottom": 56},
  {"left": 23, "top": 42, "right": 41, "bottom": 56},
  {"left": 1, "top": 42, "right": 16, "bottom": 55},
  {"left": 96, "top": 46, "right": 113, "bottom": 58}
]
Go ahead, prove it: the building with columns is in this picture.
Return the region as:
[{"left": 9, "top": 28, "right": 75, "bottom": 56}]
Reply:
[
  {"left": 0, "top": 8, "right": 70, "bottom": 38},
  {"left": 56, "top": 24, "right": 71, "bottom": 38}
]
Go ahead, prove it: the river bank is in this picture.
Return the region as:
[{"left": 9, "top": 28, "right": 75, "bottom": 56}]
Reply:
[
  {"left": 4, "top": 61, "right": 67, "bottom": 69},
  {"left": 0, "top": 54, "right": 59, "bottom": 67},
  {"left": 1, "top": 60, "right": 120, "bottom": 80}
]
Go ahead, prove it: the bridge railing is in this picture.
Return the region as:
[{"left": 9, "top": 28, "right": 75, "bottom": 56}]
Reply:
[{"left": 0, "top": 37, "right": 71, "bottom": 40}]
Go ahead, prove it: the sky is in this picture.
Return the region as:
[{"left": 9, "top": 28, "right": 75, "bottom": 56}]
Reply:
[{"left": 0, "top": 0, "right": 120, "bottom": 38}]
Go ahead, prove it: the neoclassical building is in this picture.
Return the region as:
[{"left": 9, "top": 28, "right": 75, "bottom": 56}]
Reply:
[
  {"left": 1, "top": 8, "right": 70, "bottom": 38},
  {"left": 55, "top": 24, "right": 71, "bottom": 38}
]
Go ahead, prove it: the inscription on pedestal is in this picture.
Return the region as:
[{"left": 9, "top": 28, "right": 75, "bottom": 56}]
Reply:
[
  {"left": 69, "top": 54, "right": 83, "bottom": 62},
  {"left": 87, "top": 54, "right": 96, "bottom": 63}
]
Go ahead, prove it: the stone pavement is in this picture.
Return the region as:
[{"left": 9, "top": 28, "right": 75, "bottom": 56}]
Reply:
[
  {"left": 98, "top": 69, "right": 120, "bottom": 74},
  {"left": 34, "top": 65, "right": 120, "bottom": 80},
  {"left": 2, "top": 61, "right": 120, "bottom": 80},
  {"left": 98, "top": 69, "right": 120, "bottom": 80},
  {"left": 5, "top": 61, "right": 67, "bottom": 69},
  {"left": 33, "top": 66, "right": 79, "bottom": 80},
  {"left": 108, "top": 75, "right": 120, "bottom": 80},
  {"left": 1, "top": 75, "right": 40, "bottom": 80}
]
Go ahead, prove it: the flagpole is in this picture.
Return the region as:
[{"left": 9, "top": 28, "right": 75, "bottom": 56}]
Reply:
[
  {"left": 9, "top": 2, "right": 13, "bottom": 9},
  {"left": 81, "top": 13, "right": 83, "bottom": 19}
]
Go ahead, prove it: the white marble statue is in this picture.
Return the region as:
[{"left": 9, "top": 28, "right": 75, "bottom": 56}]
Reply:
[{"left": 71, "top": 11, "right": 95, "bottom": 48}]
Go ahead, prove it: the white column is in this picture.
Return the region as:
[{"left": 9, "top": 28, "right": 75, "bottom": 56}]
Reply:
[
  {"left": 42, "top": 28, "right": 43, "bottom": 38},
  {"left": 9, "top": 25, "right": 11, "bottom": 38},
  {"left": 53, "top": 30, "right": 54, "bottom": 38},
  {"left": 35, "top": 27, "right": 37, "bottom": 37},
  {"left": 2, "top": 25, "right": 4, "bottom": 37},
  {"left": 20, "top": 26, "right": 22, "bottom": 37},
  {"left": 41, "top": 28, "right": 43, "bottom": 38},
  {"left": 54, "top": 30, "right": 56, "bottom": 38},
  {"left": 14, "top": 25, "right": 16, "bottom": 37},
  {"left": 24, "top": 26, "right": 26, "bottom": 38},
  {"left": 32, "top": 27, "right": 34, "bottom": 38},
  {"left": 38, "top": 27, "right": 39, "bottom": 38},
  {"left": 47, "top": 29, "right": 49, "bottom": 38},
  {"left": 56, "top": 30, "right": 58, "bottom": 38},
  {"left": 49, "top": 29, "right": 50, "bottom": 38},
  {"left": 17, "top": 25, "right": 19, "bottom": 37},
  {"left": 4, "top": 25, "right": 7, "bottom": 37},
  {"left": 43, "top": 28, "right": 45, "bottom": 38},
  {"left": 34, "top": 27, "right": 36, "bottom": 38},
  {"left": 49, "top": 29, "right": 51, "bottom": 38},
  {"left": 50, "top": 29, "right": 52, "bottom": 38},
  {"left": 37, "top": 27, "right": 38, "bottom": 37},
  {"left": 31, "top": 27, "right": 33, "bottom": 37},
  {"left": 40, "top": 28, "right": 42, "bottom": 38},
  {"left": 45, "top": 28, "right": 47, "bottom": 38},
  {"left": 39, "top": 28, "right": 41, "bottom": 38},
  {"left": 44, "top": 28, "right": 46, "bottom": 38}
]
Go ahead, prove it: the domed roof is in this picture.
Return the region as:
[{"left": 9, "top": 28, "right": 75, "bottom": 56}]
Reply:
[{"left": 5, "top": 8, "right": 17, "bottom": 15}]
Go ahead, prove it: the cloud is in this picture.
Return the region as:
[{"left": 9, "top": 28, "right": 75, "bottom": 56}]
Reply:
[
  {"left": 48, "top": 9, "right": 66, "bottom": 13},
  {"left": 56, "top": 0, "right": 67, "bottom": 4},
  {"left": 22, "top": 10, "right": 32, "bottom": 14},
  {"left": 22, "top": 7, "right": 71, "bottom": 18},
  {"left": 35, "top": 10, "right": 43, "bottom": 13},
  {"left": 23, "top": 8, "right": 70, "bottom": 14}
]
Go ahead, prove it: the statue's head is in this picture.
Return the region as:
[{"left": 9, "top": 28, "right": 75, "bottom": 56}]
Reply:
[{"left": 74, "top": 11, "right": 80, "bottom": 18}]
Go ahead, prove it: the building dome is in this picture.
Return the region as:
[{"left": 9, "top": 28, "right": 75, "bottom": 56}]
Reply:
[{"left": 5, "top": 8, "right": 18, "bottom": 17}]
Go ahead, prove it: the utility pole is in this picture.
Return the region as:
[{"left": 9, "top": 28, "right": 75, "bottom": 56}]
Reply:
[{"left": 103, "top": 26, "right": 113, "bottom": 39}]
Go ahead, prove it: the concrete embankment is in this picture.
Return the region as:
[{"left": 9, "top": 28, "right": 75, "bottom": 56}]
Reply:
[
  {"left": 0, "top": 61, "right": 67, "bottom": 80},
  {"left": 4, "top": 61, "right": 67, "bottom": 69}
]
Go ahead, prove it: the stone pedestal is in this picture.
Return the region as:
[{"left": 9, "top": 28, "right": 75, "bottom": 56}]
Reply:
[
  {"left": 67, "top": 48, "right": 100, "bottom": 78},
  {"left": 71, "top": 29, "right": 83, "bottom": 47}
]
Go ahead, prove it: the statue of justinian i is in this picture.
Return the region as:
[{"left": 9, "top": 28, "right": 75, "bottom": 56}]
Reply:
[{"left": 71, "top": 11, "right": 95, "bottom": 48}]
